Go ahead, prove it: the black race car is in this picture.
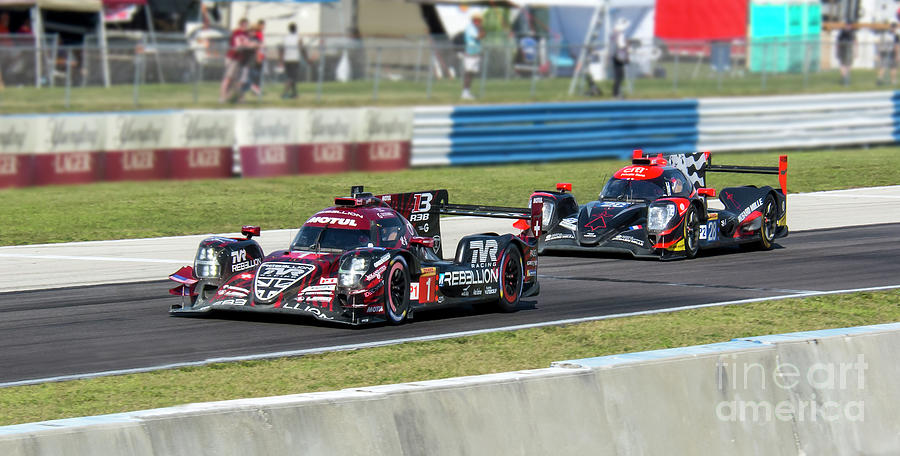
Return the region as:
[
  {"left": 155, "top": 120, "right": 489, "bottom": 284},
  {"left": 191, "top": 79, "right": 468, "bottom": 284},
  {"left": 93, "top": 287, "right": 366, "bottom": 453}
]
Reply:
[
  {"left": 168, "top": 187, "right": 542, "bottom": 325},
  {"left": 530, "top": 150, "right": 788, "bottom": 259}
]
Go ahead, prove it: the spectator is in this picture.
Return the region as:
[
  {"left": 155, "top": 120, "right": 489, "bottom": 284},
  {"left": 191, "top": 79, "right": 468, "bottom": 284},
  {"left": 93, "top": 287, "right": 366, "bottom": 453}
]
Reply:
[
  {"left": 877, "top": 23, "right": 899, "bottom": 86},
  {"left": 461, "top": 11, "right": 484, "bottom": 101},
  {"left": 245, "top": 20, "right": 265, "bottom": 97},
  {"left": 220, "top": 18, "right": 251, "bottom": 102},
  {"left": 0, "top": 13, "right": 10, "bottom": 90},
  {"left": 610, "top": 18, "right": 630, "bottom": 99},
  {"left": 17, "top": 17, "right": 31, "bottom": 35},
  {"left": 0, "top": 12, "right": 9, "bottom": 35},
  {"left": 279, "top": 22, "right": 308, "bottom": 99},
  {"left": 836, "top": 23, "right": 855, "bottom": 85}
]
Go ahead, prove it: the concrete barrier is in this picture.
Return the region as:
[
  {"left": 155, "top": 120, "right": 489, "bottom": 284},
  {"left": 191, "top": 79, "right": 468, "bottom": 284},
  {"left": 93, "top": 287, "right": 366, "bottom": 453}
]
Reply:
[{"left": 2, "top": 322, "right": 898, "bottom": 455}]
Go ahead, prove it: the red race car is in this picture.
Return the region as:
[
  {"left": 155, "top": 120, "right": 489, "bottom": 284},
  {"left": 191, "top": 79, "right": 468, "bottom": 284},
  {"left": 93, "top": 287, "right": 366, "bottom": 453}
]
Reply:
[{"left": 169, "top": 187, "right": 542, "bottom": 325}]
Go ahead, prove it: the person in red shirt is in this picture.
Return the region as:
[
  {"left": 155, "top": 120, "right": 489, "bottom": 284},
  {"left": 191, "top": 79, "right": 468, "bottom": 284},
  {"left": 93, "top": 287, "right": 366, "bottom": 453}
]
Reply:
[
  {"left": 244, "top": 20, "right": 265, "bottom": 97},
  {"left": 0, "top": 12, "right": 10, "bottom": 35},
  {"left": 17, "top": 18, "right": 32, "bottom": 35},
  {"left": 220, "top": 18, "right": 251, "bottom": 102}
]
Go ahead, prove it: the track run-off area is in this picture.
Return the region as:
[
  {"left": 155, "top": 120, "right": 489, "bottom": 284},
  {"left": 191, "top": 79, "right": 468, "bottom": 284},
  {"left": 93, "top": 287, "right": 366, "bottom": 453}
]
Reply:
[{"left": 1, "top": 186, "right": 899, "bottom": 386}]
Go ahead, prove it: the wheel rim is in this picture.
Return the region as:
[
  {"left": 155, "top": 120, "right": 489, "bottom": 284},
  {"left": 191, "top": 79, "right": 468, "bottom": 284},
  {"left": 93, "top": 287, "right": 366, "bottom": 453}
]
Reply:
[
  {"left": 388, "top": 265, "right": 406, "bottom": 316},
  {"left": 686, "top": 210, "right": 699, "bottom": 252},
  {"left": 502, "top": 253, "right": 521, "bottom": 302},
  {"left": 763, "top": 202, "right": 776, "bottom": 241}
]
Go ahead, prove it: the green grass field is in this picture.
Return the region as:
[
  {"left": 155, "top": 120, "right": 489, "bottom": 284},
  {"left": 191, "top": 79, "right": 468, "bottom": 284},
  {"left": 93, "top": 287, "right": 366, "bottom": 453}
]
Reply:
[
  {"left": 2, "top": 146, "right": 899, "bottom": 246},
  {"left": 0, "top": 68, "right": 891, "bottom": 114},
  {"left": 1, "top": 289, "right": 897, "bottom": 426}
]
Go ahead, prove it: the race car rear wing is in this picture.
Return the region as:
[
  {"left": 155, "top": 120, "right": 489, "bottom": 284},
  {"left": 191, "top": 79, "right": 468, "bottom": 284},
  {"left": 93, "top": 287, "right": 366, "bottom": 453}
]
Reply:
[
  {"left": 373, "top": 188, "right": 541, "bottom": 258},
  {"left": 635, "top": 150, "right": 788, "bottom": 195}
]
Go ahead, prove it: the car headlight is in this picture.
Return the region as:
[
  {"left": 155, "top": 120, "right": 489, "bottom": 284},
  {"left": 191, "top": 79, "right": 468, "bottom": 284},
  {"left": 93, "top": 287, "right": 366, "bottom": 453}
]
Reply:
[
  {"left": 339, "top": 256, "right": 370, "bottom": 288},
  {"left": 539, "top": 199, "right": 555, "bottom": 227},
  {"left": 194, "top": 247, "right": 221, "bottom": 279},
  {"left": 648, "top": 204, "right": 676, "bottom": 233}
]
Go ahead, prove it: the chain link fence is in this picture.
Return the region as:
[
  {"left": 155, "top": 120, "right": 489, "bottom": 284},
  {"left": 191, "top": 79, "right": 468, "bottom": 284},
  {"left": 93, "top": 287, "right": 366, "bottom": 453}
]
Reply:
[{"left": 0, "top": 34, "right": 896, "bottom": 111}]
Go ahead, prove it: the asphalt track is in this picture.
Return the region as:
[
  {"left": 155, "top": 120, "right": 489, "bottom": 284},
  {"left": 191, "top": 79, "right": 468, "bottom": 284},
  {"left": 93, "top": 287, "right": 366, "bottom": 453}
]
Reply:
[{"left": 1, "top": 223, "right": 898, "bottom": 385}]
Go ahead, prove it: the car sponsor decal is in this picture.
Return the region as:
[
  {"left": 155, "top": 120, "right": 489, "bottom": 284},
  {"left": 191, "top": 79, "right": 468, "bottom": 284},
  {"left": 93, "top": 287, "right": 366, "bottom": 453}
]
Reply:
[
  {"left": 305, "top": 216, "right": 358, "bottom": 227},
  {"left": 254, "top": 262, "right": 317, "bottom": 302},
  {"left": 316, "top": 209, "right": 364, "bottom": 218},
  {"left": 559, "top": 217, "right": 578, "bottom": 231},
  {"left": 738, "top": 197, "right": 764, "bottom": 222},
  {"left": 439, "top": 268, "right": 499, "bottom": 287},
  {"left": 465, "top": 240, "right": 498, "bottom": 268},
  {"left": 613, "top": 165, "right": 663, "bottom": 180},
  {"left": 611, "top": 234, "right": 645, "bottom": 247},
  {"left": 215, "top": 298, "right": 248, "bottom": 306},
  {"left": 600, "top": 201, "right": 631, "bottom": 208},
  {"left": 546, "top": 232, "right": 576, "bottom": 241},
  {"left": 230, "top": 249, "right": 261, "bottom": 272}
]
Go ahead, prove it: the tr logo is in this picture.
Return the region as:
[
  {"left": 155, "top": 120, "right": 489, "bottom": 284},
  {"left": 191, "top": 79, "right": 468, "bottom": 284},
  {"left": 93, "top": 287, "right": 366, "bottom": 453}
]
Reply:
[{"left": 467, "top": 239, "right": 498, "bottom": 265}]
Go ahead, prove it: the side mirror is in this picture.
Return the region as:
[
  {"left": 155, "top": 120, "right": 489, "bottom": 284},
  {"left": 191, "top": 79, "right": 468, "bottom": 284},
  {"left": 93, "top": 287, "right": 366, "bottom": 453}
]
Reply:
[
  {"left": 241, "top": 225, "right": 261, "bottom": 239},
  {"left": 410, "top": 236, "right": 434, "bottom": 249},
  {"left": 698, "top": 188, "right": 716, "bottom": 198},
  {"left": 556, "top": 182, "right": 572, "bottom": 192}
]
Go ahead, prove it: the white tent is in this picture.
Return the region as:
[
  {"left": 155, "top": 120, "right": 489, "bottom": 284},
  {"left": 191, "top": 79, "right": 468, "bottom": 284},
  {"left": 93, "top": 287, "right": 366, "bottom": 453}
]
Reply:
[{"left": 0, "top": 0, "right": 108, "bottom": 87}]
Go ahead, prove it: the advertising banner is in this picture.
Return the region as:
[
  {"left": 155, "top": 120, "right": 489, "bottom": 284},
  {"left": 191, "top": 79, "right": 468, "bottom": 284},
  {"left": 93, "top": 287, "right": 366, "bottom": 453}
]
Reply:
[
  {"left": 355, "top": 108, "right": 412, "bottom": 172},
  {"left": 235, "top": 109, "right": 307, "bottom": 178},
  {"left": 0, "top": 116, "right": 38, "bottom": 188},
  {"left": 104, "top": 112, "right": 174, "bottom": 181},
  {"left": 32, "top": 114, "right": 105, "bottom": 186},
  {"left": 299, "top": 109, "right": 357, "bottom": 174},
  {"left": 170, "top": 110, "right": 235, "bottom": 180}
]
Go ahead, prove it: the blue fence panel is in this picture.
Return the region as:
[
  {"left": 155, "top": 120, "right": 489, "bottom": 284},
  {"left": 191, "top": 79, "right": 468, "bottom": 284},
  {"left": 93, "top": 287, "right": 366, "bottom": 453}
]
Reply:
[
  {"left": 445, "top": 100, "right": 699, "bottom": 165},
  {"left": 893, "top": 91, "right": 900, "bottom": 142}
]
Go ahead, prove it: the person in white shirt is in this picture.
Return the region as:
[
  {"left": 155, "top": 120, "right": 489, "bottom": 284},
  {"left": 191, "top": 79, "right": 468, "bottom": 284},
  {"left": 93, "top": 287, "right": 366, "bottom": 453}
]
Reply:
[{"left": 279, "top": 22, "right": 308, "bottom": 99}]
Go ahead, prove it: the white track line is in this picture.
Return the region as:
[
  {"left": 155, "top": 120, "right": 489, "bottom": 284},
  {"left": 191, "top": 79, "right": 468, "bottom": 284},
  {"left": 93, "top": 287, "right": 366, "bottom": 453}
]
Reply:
[
  {"left": 2, "top": 283, "right": 898, "bottom": 389},
  {"left": 0, "top": 254, "right": 186, "bottom": 264}
]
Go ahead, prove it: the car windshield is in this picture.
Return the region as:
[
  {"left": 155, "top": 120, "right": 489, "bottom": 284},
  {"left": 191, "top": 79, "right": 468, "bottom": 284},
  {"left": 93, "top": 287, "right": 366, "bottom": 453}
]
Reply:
[
  {"left": 290, "top": 226, "right": 372, "bottom": 252},
  {"left": 600, "top": 178, "right": 667, "bottom": 201}
]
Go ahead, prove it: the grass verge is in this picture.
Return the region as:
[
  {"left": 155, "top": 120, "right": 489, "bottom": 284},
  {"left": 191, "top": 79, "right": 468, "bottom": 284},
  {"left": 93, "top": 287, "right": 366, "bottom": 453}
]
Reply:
[
  {"left": 1, "top": 289, "right": 898, "bottom": 426},
  {"left": 2, "top": 147, "right": 900, "bottom": 246}
]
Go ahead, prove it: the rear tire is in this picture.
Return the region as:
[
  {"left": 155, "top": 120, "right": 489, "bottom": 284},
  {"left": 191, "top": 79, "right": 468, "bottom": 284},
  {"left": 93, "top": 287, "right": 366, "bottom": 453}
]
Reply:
[
  {"left": 496, "top": 246, "right": 523, "bottom": 312},
  {"left": 684, "top": 205, "right": 700, "bottom": 259},
  {"left": 757, "top": 195, "right": 777, "bottom": 250},
  {"left": 384, "top": 256, "right": 410, "bottom": 325}
]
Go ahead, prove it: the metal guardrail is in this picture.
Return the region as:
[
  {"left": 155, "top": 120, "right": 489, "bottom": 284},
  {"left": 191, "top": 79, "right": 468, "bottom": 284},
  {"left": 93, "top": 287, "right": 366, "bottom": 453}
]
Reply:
[
  {"left": 412, "top": 90, "right": 900, "bottom": 166},
  {"left": 697, "top": 91, "right": 900, "bottom": 151},
  {"left": 412, "top": 100, "right": 699, "bottom": 166}
]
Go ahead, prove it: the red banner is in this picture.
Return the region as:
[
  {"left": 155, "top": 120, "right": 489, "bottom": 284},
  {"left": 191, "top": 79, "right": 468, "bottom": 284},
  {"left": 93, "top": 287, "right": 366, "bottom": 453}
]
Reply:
[
  {"left": 655, "top": 0, "right": 748, "bottom": 40},
  {"left": 104, "top": 150, "right": 169, "bottom": 181},
  {"left": 32, "top": 152, "right": 102, "bottom": 186},
  {"left": 298, "top": 143, "right": 353, "bottom": 174},
  {"left": 239, "top": 145, "right": 300, "bottom": 177},
  {"left": 0, "top": 154, "right": 33, "bottom": 188},
  {"left": 354, "top": 141, "right": 410, "bottom": 172},
  {"left": 169, "top": 148, "right": 233, "bottom": 180}
]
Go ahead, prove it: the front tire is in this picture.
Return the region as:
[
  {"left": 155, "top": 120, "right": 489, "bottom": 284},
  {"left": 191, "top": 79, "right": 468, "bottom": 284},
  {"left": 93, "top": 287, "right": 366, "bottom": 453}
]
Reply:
[
  {"left": 683, "top": 205, "right": 700, "bottom": 259},
  {"left": 496, "top": 246, "right": 524, "bottom": 312},
  {"left": 757, "top": 195, "right": 777, "bottom": 250},
  {"left": 384, "top": 256, "right": 410, "bottom": 325}
]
